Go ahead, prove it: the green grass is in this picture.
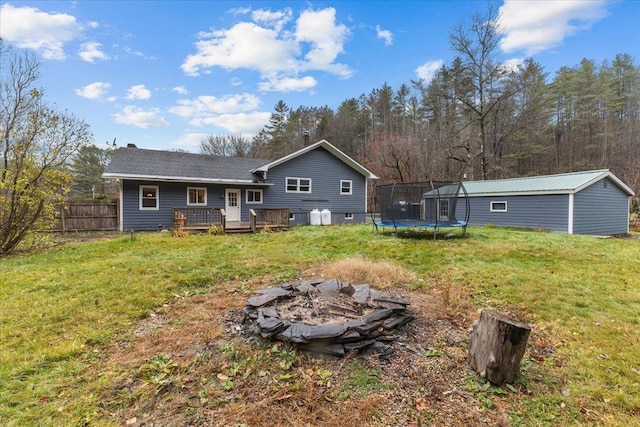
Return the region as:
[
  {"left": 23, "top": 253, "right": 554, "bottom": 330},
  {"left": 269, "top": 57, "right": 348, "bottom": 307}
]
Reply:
[{"left": 1, "top": 225, "right": 639, "bottom": 425}]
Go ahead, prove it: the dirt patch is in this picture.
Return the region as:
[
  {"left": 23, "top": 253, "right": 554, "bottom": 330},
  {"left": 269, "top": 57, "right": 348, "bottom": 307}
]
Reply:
[{"left": 90, "top": 261, "right": 538, "bottom": 427}]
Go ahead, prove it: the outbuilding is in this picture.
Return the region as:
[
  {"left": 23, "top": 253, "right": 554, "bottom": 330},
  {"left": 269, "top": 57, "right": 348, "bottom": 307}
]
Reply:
[{"left": 457, "top": 169, "right": 635, "bottom": 235}]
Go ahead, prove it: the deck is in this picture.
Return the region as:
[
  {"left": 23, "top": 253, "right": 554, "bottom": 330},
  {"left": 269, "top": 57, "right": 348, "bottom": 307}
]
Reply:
[{"left": 173, "top": 207, "right": 289, "bottom": 233}]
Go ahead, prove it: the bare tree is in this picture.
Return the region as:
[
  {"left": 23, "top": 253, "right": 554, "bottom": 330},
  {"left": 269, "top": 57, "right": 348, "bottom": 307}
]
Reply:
[
  {"left": 0, "top": 42, "right": 92, "bottom": 255},
  {"left": 200, "top": 134, "right": 252, "bottom": 157},
  {"left": 448, "top": 4, "right": 519, "bottom": 179}
]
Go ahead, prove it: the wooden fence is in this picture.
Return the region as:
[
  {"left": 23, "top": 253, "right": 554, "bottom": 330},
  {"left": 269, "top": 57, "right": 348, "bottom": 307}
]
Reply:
[{"left": 53, "top": 200, "right": 119, "bottom": 232}]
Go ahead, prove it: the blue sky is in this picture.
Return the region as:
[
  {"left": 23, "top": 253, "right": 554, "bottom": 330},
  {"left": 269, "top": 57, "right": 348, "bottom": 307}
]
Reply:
[{"left": 1, "top": 1, "right": 638, "bottom": 152}]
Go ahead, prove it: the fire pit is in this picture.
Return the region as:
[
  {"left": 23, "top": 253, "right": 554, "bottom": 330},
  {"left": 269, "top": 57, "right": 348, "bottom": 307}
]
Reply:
[{"left": 243, "top": 278, "right": 413, "bottom": 356}]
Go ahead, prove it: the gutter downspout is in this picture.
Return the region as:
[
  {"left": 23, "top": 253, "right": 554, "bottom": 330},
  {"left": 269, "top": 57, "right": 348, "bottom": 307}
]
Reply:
[
  {"left": 364, "top": 179, "right": 368, "bottom": 219},
  {"left": 627, "top": 196, "right": 631, "bottom": 234},
  {"left": 119, "top": 180, "right": 124, "bottom": 232}
]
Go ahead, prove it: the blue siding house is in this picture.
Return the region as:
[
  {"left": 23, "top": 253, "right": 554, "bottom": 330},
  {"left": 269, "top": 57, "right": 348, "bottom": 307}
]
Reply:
[
  {"left": 456, "top": 170, "right": 634, "bottom": 235},
  {"left": 103, "top": 140, "right": 378, "bottom": 232}
]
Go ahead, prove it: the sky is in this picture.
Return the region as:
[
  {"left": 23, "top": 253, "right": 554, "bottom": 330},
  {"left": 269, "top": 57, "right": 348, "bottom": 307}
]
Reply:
[{"left": 1, "top": 0, "right": 638, "bottom": 153}]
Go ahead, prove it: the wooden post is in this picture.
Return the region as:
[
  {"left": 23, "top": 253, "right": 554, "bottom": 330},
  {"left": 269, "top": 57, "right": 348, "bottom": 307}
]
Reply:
[
  {"left": 468, "top": 310, "right": 531, "bottom": 385},
  {"left": 60, "top": 205, "right": 66, "bottom": 233}
]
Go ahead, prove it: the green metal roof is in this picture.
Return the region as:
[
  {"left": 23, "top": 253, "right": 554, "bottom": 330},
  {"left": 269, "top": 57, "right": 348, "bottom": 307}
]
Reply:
[{"left": 461, "top": 169, "right": 635, "bottom": 197}]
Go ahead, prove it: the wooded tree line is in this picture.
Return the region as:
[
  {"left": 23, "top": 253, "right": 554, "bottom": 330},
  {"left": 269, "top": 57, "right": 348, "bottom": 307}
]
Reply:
[{"left": 203, "top": 7, "right": 640, "bottom": 197}]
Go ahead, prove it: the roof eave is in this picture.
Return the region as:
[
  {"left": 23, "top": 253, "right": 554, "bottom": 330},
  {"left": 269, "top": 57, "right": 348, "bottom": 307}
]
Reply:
[
  {"left": 466, "top": 190, "right": 573, "bottom": 197},
  {"left": 574, "top": 170, "right": 635, "bottom": 196},
  {"left": 101, "top": 173, "right": 273, "bottom": 186}
]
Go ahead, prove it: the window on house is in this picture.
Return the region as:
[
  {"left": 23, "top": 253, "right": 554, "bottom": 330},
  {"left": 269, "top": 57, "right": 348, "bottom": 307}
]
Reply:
[
  {"left": 344, "top": 212, "right": 354, "bottom": 220},
  {"left": 490, "top": 201, "right": 508, "bottom": 212},
  {"left": 286, "top": 177, "right": 311, "bottom": 193},
  {"left": 187, "top": 187, "right": 207, "bottom": 205},
  {"left": 340, "top": 180, "right": 352, "bottom": 195},
  {"left": 289, "top": 213, "right": 295, "bottom": 221},
  {"left": 247, "top": 189, "right": 263, "bottom": 204},
  {"left": 140, "top": 185, "right": 159, "bottom": 210}
]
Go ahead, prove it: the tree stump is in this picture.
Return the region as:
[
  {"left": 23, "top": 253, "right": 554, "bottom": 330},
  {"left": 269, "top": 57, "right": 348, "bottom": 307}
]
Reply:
[{"left": 468, "top": 310, "right": 531, "bottom": 385}]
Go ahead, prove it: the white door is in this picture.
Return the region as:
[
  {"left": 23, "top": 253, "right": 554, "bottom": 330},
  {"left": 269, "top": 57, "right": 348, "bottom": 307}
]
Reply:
[
  {"left": 437, "top": 198, "right": 450, "bottom": 221},
  {"left": 225, "top": 189, "right": 241, "bottom": 222}
]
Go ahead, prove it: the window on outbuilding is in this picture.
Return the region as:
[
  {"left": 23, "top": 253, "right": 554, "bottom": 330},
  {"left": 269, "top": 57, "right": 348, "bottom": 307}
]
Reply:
[
  {"left": 344, "top": 212, "right": 353, "bottom": 220},
  {"left": 187, "top": 187, "right": 207, "bottom": 205},
  {"left": 490, "top": 201, "right": 507, "bottom": 212},
  {"left": 140, "top": 185, "right": 159, "bottom": 210},
  {"left": 247, "top": 189, "right": 263, "bottom": 204},
  {"left": 438, "top": 199, "right": 450, "bottom": 220}
]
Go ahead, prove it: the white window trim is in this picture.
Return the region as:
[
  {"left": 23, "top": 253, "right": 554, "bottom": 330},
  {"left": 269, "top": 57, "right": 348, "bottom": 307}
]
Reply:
[
  {"left": 139, "top": 185, "right": 159, "bottom": 210},
  {"left": 344, "top": 212, "right": 354, "bottom": 220},
  {"left": 490, "top": 201, "right": 508, "bottom": 212},
  {"left": 340, "top": 180, "right": 352, "bottom": 195},
  {"left": 438, "top": 199, "right": 450, "bottom": 220},
  {"left": 246, "top": 189, "right": 263, "bottom": 204},
  {"left": 285, "top": 177, "right": 312, "bottom": 193},
  {"left": 187, "top": 187, "right": 207, "bottom": 206}
]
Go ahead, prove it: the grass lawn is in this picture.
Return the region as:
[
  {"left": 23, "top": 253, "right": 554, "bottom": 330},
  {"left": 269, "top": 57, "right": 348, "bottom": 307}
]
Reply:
[{"left": 1, "top": 225, "right": 639, "bottom": 426}]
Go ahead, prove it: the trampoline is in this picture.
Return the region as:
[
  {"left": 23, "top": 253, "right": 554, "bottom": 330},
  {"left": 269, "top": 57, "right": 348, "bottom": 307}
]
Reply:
[{"left": 373, "top": 181, "right": 470, "bottom": 238}]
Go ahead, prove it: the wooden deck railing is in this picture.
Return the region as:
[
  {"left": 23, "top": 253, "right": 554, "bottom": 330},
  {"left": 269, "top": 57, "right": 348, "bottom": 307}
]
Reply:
[
  {"left": 173, "top": 207, "right": 288, "bottom": 233},
  {"left": 173, "top": 207, "right": 224, "bottom": 230},
  {"left": 250, "top": 208, "right": 290, "bottom": 232}
]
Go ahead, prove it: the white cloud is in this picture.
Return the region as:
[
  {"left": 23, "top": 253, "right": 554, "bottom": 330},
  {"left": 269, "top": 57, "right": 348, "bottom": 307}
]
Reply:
[
  {"left": 498, "top": 0, "right": 609, "bottom": 56},
  {"left": 502, "top": 58, "right": 525, "bottom": 73},
  {"left": 229, "top": 7, "right": 251, "bottom": 16},
  {"left": 174, "top": 132, "right": 209, "bottom": 148},
  {"left": 415, "top": 60, "right": 444, "bottom": 81},
  {"left": 75, "top": 82, "right": 111, "bottom": 100},
  {"left": 258, "top": 75, "right": 317, "bottom": 92},
  {"left": 168, "top": 93, "right": 269, "bottom": 135},
  {"left": 124, "top": 46, "right": 144, "bottom": 57},
  {"left": 79, "top": 42, "right": 110, "bottom": 63},
  {"left": 252, "top": 8, "right": 293, "bottom": 32},
  {"left": 113, "top": 106, "right": 169, "bottom": 128},
  {"left": 172, "top": 86, "right": 189, "bottom": 95},
  {"left": 182, "top": 22, "right": 297, "bottom": 76},
  {"left": 169, "top": 93, "right": 261, "bottom": 121},
  {"left": 295, "top": 8, "right": 352, "bottom": 77},
  {"left": 125, "top": 84, "right": 152, "bottom": 100},
  {"left": 123, "top": 46, "right": 156, "bottom": 60},
  {"left": 376, "top": 25, "right": 393, "bottom": 46},
  {"left": 198, "top": 112, "right": 272, "bottom": 135},
  {"left": 181, "top": 7, "right": 352, "bottom": 85},
  {"left": 0, "top": 4, "right": 82, "bottom": 60}
]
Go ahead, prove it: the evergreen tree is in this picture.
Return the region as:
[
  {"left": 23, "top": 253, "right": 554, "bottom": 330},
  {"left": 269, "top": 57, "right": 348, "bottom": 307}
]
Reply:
[{"left": 68, "top": 145, "right": 114, "bottom": 199}]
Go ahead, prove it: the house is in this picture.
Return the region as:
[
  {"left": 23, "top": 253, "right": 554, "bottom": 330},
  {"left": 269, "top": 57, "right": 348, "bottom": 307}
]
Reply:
[
  {"left": 102, "top": 140, "right": 378, "bottom": 232},
  {"left": 456, "top": 169, "right": 635, "bottom": 235}
]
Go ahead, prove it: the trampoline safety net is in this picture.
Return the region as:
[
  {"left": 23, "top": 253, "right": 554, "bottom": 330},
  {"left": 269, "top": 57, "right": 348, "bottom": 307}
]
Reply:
[{"left": 375, "top": 181, "right": 470, "bottom": 233}]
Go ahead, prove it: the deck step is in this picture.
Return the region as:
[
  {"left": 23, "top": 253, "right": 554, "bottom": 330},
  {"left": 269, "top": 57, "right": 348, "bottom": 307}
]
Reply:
[{"left": 225, "top": 227, "right": 253, "bottom": 234}]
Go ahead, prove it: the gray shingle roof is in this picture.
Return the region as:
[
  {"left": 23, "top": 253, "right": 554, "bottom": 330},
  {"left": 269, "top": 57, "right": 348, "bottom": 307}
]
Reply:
[
  {"left": 103, "top": 147, "right": 271, "bottom": 183},
  {"left": 461, "top": 169, "right": 634, "bottom": 196}
]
